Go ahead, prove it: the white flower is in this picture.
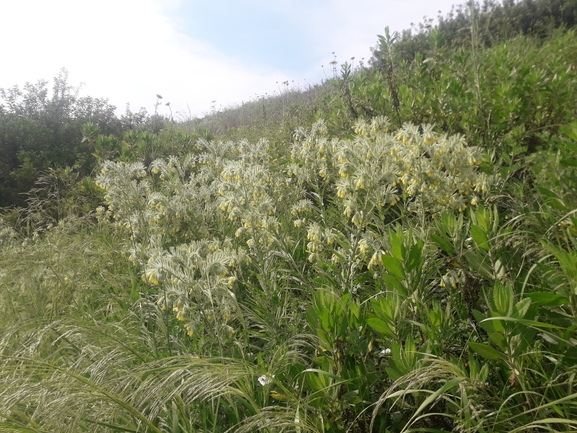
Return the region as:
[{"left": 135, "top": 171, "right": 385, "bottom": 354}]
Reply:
[
  {"left": 379, "top": 348, "right": 392, "bottom": 357},
  {"left": 258, "top": 374, "right": 275, "bottom": 386}
]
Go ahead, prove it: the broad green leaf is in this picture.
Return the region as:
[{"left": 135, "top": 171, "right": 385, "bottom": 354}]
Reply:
[
  {"left": 337, "top": 313, "right": 349, "bottom": 338},
  {"left": 464, "top": 251, "right": 492, "bottom": 278},
  {"left": 428, "top": 309, "right": 441, "bottom": 328},
  {"left": 548, "top": 198, "right": 568, "bottom": 211},
  {"left": 388, "top": 226, "right": 406, "bottom": 261},
  {"left": 513, "top": 297, "right": 532, "bottom": 319},
  {"left": 469, "top": 342, "right": 506, "bottom": 360},
  {"left": 517, "top": 325, "right": 538, "bottom": 348},
  {"left": 381, "top": 274, "right": 406, "bottom": 295},
  {"left": 526, "top": 292, "right": 569, "bottom": 307},
  {"left": 316, "top": 329, "right": 332, "bottom": 349},
  {"left": 489, "top": 330, "right": 507, "bottom": 349},
  {"left": 385, "top": 365, "right": 401, "bottom": 382},
  {"left": 492, "top": 282, "right": 514, "bottom": 317},
  {"left": 381, "top": 255, "right": 406, "bottom": 280},
  {"left": 349, "top": 298, "right": 360, "bottom": 319},
  {"left": 370, "top": 298, "right": 385, "bottom": 317},
  {"left": 304, "top": 368, "right": 329, "bottom": 390},
  {"left": 407, "top": 240, "right": 424, "bottom": 273},
  {"left": 320, "top": 309, "right": 332, "bottom": 331},
  {"left": 430, "top": 234, "right": 455, "bottom": 255},
  {"left": 473, "top": 310, "right": 494, "bottom": 334},
  {"left": 474, "top": 204, "right": 490, "bottom": 232},
  {"left": 561, "top": 122, "right": 577, "bottom": 141},
  {"left": 479, "top": 363, "right": 489, "bottom": 382},
  {"left": 404, "top": 335, "right": 416, "bottom": 367},
  {"left": 367, "top": 317, "right": 394, "bottom": 336},
  {"left": 471, "top": 224, "right": 489, "bottom": 251},
  {"left": 491, "top": 316, "right": 506, "bottom": 333},
  {"left": 561, "top": 157, "right": 577, "bottom": 167},
  {"left": 468, "top": 354, "right": 479, "bottom": 378},
  {"left": 494, "top": 258, "right": 507, "bottom": 280},
  {"left": 536, "top": 186, "right": 559, "bottom": 199}
]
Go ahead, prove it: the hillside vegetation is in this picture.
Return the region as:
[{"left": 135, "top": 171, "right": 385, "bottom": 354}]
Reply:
[{"left": 1, "top": 1, "right": 577, "bottom": 432}]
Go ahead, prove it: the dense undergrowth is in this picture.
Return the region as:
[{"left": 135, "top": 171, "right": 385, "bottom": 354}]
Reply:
[{"left": 1, "top": 0, "right": 577, "bottom": 432}]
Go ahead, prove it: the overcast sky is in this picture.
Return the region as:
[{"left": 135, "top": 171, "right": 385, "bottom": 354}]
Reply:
[{"left": 1, "top": 0, "right": 462, "bottom": 119}]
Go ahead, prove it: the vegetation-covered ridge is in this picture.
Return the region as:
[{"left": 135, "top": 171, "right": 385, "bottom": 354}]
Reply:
[{"left": 1, "top": 0, "right": 577, "bottom": 432}]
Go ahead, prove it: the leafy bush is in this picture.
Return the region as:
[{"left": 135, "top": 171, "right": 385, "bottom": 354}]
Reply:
[{"left": 1, "top": 3, "right": 577, "bottom": 432}]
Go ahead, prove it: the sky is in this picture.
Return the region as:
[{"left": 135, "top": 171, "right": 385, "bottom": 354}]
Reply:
[{"left": 1, "top": 0, "right": 462, "bottom": 119}]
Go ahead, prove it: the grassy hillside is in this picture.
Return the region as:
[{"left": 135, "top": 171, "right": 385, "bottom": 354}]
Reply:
[{"left": 1, "top": 1, "right": 577, "bottom": 432}]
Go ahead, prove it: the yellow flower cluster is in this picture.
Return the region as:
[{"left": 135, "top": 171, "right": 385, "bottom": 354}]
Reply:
[
  {"left": 440, "top": 269, "right": 465, "bottom": 289},
  {"left": 330, "top": 118, "right": 493, "bottom": 224},
  {"left": 305, "top": 222, "right": 344, "bottom": 262},
  {"left": 215, "top": 150, "right": 298, "bottom": 253},
  {"left": 288, "top": 118, "right": 494, "bottom": 273},
  {"left": 289, "top": 119, "right": 337, "bottom": 186},
  {"left": 99, "top": 153, "right": 219, "bottom": 246},
  {"left": 143, "top": 238, "right": 246, "bottom": 338},
  {"left": 97, "top": 119, "right": 495, "bottom": 341}
]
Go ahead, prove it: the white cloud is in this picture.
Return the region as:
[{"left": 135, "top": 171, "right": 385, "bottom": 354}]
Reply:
[
  {"left": 1, "top": 0, "right": 289, "bottom": 117},
  {"left": 298, "top": 0, "right": 461, "bottom": 73},
  {"left": 1, "top": 0, "right": 463, "bottom": 118}
]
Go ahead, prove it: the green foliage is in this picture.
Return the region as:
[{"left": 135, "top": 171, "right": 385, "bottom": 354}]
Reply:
[
  {"left": 359, "top": 28, "right": 577, "bottom": 153},
  {"left": 0, "top": 69, "right": 133, "bottom": 208},
  {"left": 2, "top": 4, "right": 577, "bottom": 432},
  {"left": 390, "top": 0, "right": 577, "bottom": 63}
]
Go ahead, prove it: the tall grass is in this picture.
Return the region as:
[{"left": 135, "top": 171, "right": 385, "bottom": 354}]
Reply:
[{"left": 1, "top": 3, "right": 577, "bottom": 432}]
